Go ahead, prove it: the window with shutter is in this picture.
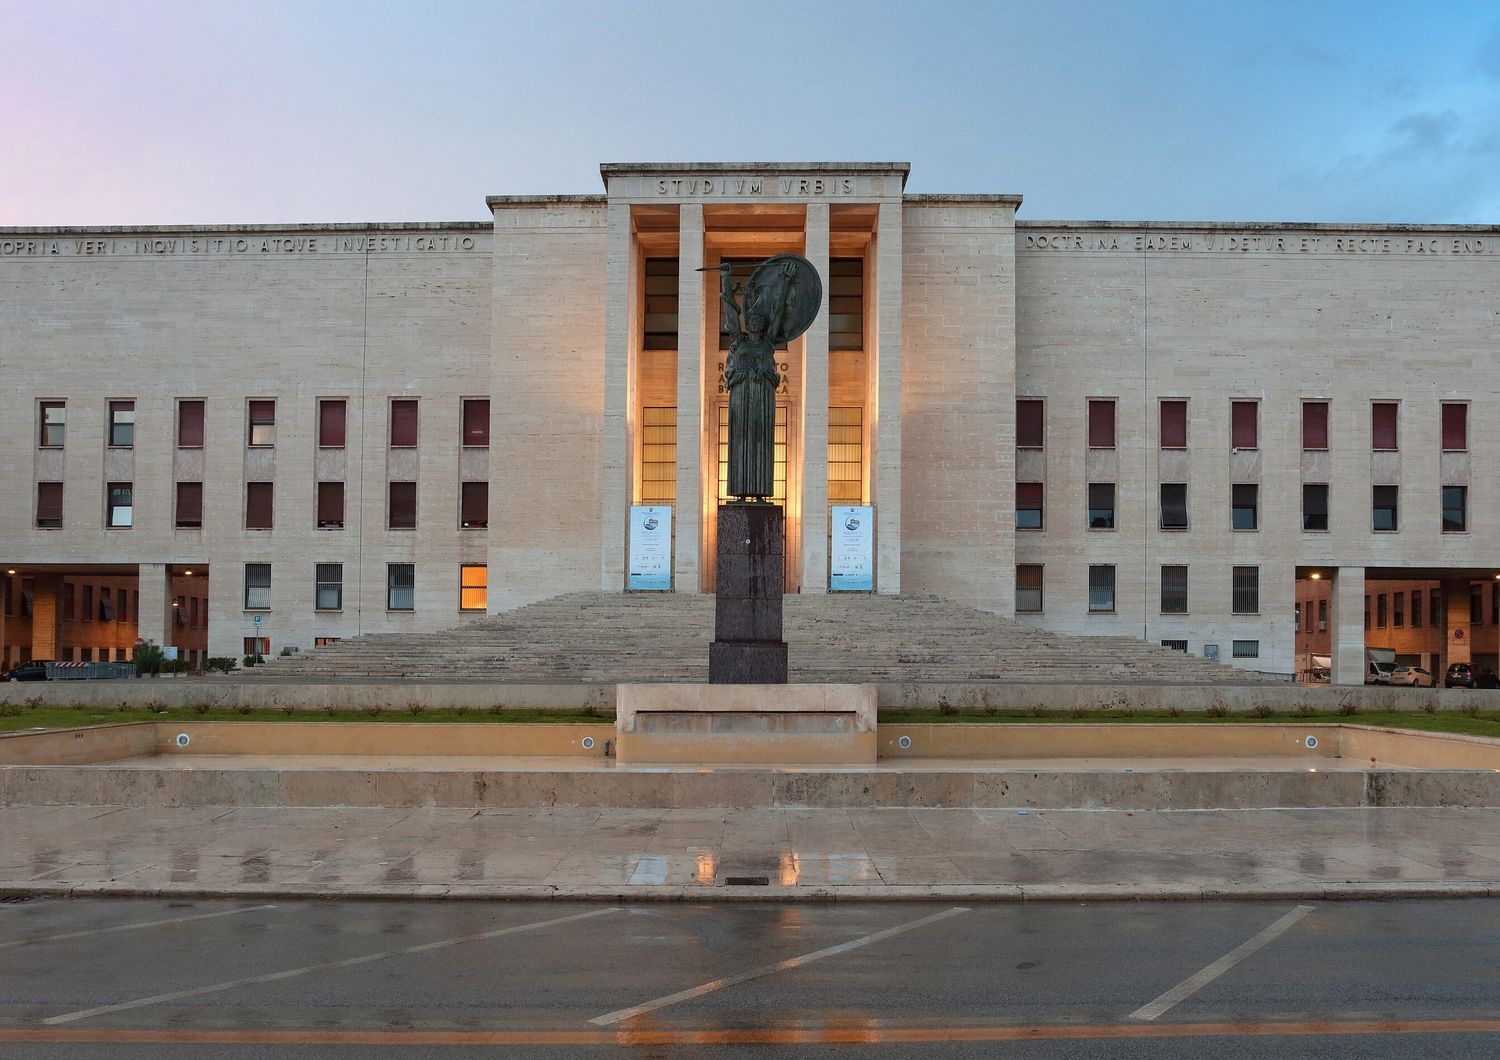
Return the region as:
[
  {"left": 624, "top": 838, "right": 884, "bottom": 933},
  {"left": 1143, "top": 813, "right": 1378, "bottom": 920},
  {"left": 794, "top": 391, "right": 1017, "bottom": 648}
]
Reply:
[
  {"left": 1441, "top": 403, "right": 1467, "bottom": 451},
  {"left": 1372, "top": 402, "right": 1398, "bottom": 450},
  {"left": 178, "top": 400, "right": 205, "bottom": 447},
  {"left": 245, "top": 482, "right": 273, "bottom": 529},
  {"left": 460, "top": 481, "right": 488, "bottom": 528},
  {"left": 1302, "top": 402, "right": 1328, "bottom": 450},
  {"left": 1015, "top": 565, "right": 1043, "bottom": 613},
  {"left": 36, "top": 482, "right": 63, "bottom": 528},
  {"left": 1231, "top": 401, "right": 1257, "bottom": 449},
  {"left": 175, "top": 482, "right": 203, "bottom": 528},
  {"left": 1087, "top": 399, "right": 1115, "bottom": 448},
  {"left": 389, "top": 481, "right": 417, "bottom": 529},
  {"left": 1016, "top": 399, "right": 1044, "bottom": 448},
  {"left": 318, "top": 399, "right": 346, "bottom": 448},
  {"left": 390, "top": 399, "right": 419, "bottom": 447},
  {"left": 462, "top": 399, "right": 490, "bottom": 447},
  {"left": 1160, "top": 483, "right": 1189, "bottom": 529},
  {"left": 1159, "top": 400, "right": 1187, "bottom": 448},
  {"left": 248, "top": 400, "right": 276, "bottom": 446},
  {"left": 317, "top": 482, "right": 344, "bottom": 529},
  {"left": 1016, "top": 482, "right": 1043, "bottom": 529}
]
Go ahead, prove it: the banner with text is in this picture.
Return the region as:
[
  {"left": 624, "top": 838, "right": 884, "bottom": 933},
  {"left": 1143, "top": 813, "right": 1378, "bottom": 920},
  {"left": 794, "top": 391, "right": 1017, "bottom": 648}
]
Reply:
[
  {"left": 829, "top": 505, "right": 874, "bottom": 592},
  {"left": 628, "top": 506, "right": 673, "bottom": 591}
]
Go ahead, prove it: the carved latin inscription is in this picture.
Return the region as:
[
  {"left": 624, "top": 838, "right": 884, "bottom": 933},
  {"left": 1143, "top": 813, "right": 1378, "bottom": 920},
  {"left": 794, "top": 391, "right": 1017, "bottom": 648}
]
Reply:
[
  {"left": 1022, "top": 232, "right": 1492, "bottom": 255},
  {"left": 0, "top": 233, "right": 482, "bottom": 257}
]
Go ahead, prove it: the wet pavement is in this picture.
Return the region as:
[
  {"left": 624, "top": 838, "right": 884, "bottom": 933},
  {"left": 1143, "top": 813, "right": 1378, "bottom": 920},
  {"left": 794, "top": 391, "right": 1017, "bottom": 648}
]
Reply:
[
  {"left": 2, "top": 897, "right": 1499, "bottom": 1057},
  {"left": 2, "top": 804, "right": 1499, "bottom": 899}
]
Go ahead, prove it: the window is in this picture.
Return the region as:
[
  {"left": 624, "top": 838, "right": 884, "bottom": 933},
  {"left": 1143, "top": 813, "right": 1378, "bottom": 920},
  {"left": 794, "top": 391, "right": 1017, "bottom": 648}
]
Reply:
[
  {"left": 460, "top": 564, "right": 488, "bottom": 611},
  {"left": 1302, "top": 484, "right": 1329, "bottom": 531},
  {"left": 1231, "top": 401, "right": 1257, "bottom": 449},
  {"left": 388, "top": 482, "right": 417, "bottom": 529},
  {"left": 1364, "top": 596, "right": 1371, "bottom": 630},
  {"left": 1443, "top": 486, "right": 1467, "bottom": 532},
  {"left": 1088, "top": 565, "right": 1115, "bottom": 613},
  {"left": 108, "top": 400, "right": 135, "bottom": 447},
  {"left": 1411, "top": 592, "right": 1422, "bottom": 629},
  {"left": 1162, "top": 640, "right": 1188, "bottom": 652},
  {"left": 460, "top": 481, "right": 488, "bottom": 528},
  {"left": 1472, "top": 584, "right": 1484, "bottom": 625},
  {"left": 1232, "top": 566, "right": 1259, "bottom": 614},
  {"left": 1441, "top": 402, "right": 1467, "bottom": 451},
  {"left": 318, "top": 399, "right": 346, "bottom": 448},
  {"left": 1373, "top": 485, "right": 1399, "bottom": 531},
  {"left": 39, "top": 401, "right": 65, "bottom": 447},
  {"left": 1160, "top": 565, "right": 1188, "bottom": 614},
  {"left": 175, "top": 482, "right": 203, "bottom": 528},
  {"left": 99, "top": 587, "right": 113, "bottom": 622},
  {"left": 1015, "top": 565, "right": 1043, "bottom": 613},
  {"left": 173, "top": 595, "right": 186, "bottom": 627},
  {"left": 1016, "top": 399, "right": 1044, "bottom": 448},
  {"left": 315, "top": 563, "right": 342, "bottom": 611},
  {"left": 1394, "top": 592, "right": 1404, "bottom": 628},
  {"left": 387, "top": 564, "right": 414, "bottom": 611},
  {"left": 1431, "top": 588, "right": 1442, "bottom": 628},
  {"left": 1087, "top": 482, "right": 1115, "bottom": 529},
  {"left": 177, "top": 400, "right": 204, "bottom": 447},
  {"left": 1160, "top": 483, "right": 1189, "bottom": 529},
  {"left": 317, "top": 482, "right": 344, "bottom": 529},
  {"left": 61, "top": 584, "right": 74, "bottom": 620},
  {"left": 1302, "top": 401, "right": 1328, "bottom": 450},
  {"left": 1372, "top": 402, "right": 1398, "bottom": 450},
  {"left": 1493, "top": 583, "right": 1498, "bottom": 626},
  {"left": 1087, "top": 399, "right": 1115, "bottom": 448},
  {"left": 36, "top": 482, "right": 63, "bottom": 529},
  {"left": 1159, "top": 400, "right": 1187, "bottom": 448},
  {"left": 243, "top": 637, "right": 269, "bottom": 658},
  {"left": 1016, "top": 483, "right": 1043, "bottom": 529},
  {"left": 81, "top": 584, "right": 93, "bottom": 622},
  {"left": 80, "top": 648, "right": 93, "bottom": 663},
  {"left": 244, "top": 563, "right": 271, "bottom": 610},
  {"left": 248, "top": 400, "right": 276, "bottom": 447},
  {"left": 1377, "top": 594, "right": 1388, "bottom": 628},
  {"left": 107, "top": 483, "right": 133, "bottom": 528},
  {"left": 390, "top": 399, "right": 419, "bottom": 447},
  {"left": 641, "top": 406, "right": 678, "bottom": 504},
  {"left": 827, "top": 407, "right": 862, "bottom": 503},
  {"left": 1318, "top": 600, "right": 1328, "bottom": 632},
  {"left": 643, "top": 257, "right": 681, "bottom": 349},
  {"left": 1232, "top": 640, "right": 1260, "bottom": 659},
  {"left": 189, "top": 597, "right": 198, "bottom": 627},
  {"left": 245, "top": 482, "right": 274, "bottom": 530},
  {"left": 462, "top": 398, "right": 490, "bottom": 447},
  {"left": 1231, "top": 484, "right": 1258, "bottom": 530}
]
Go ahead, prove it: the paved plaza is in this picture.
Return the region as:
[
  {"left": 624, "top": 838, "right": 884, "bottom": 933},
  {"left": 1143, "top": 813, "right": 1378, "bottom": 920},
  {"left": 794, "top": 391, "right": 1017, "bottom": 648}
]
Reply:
[{"left": 4, "top": 803, "right": 1499, "bottom": 901}]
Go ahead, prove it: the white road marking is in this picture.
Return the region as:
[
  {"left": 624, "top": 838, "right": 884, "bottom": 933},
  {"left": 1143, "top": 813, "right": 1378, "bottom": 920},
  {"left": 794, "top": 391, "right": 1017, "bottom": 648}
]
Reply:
[
  {"left": 43, "top": 906, "right": 620, "bottom": 1025},
  {"left": 0, "top": 904, "right": 277, "bottom": 950},
  {"left": 590, "top": 906, "right": 969, "bottom": 1026},
  {"left": 1129, "top": 904, "right": 1315, "bottom": 1022}
]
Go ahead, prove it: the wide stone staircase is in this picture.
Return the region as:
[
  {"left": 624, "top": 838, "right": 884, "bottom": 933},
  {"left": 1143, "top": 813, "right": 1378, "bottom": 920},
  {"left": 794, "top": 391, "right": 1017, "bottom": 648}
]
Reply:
[{"left": 262, "top": 592, "right": 1271, "bottom": 685}]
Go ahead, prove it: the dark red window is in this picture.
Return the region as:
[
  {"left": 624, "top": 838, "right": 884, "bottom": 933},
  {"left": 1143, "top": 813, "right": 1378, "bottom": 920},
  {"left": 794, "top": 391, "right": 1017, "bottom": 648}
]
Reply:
[
  {"left": 36, "top": 482, "right": 63, "bottom": 528},
  {"left": 390, "top": 400, "right": 419, "bottom": 447},
  {"left": 1016, "top": 399, "right": 1044, "bottom": 448},
  {"left": 318, "top": 399, "right": 346, "bottom": 448},
  {"left": 245, "top": 482, "right": 273, "bottom": 529},
  {"left": 178, "top": 400, "right": 205, "bottom": 447},
  {"left": 1087, "top": 399, "right": 1115, "bottom": 448},
  {"left": 1441, "top": 403, "right": 1467, "bottom": 451},
  {"left": 1159, "top": 400, "right": 1187, "bottom": 448},
  {"left": 1231, "top": 401, "right": 1257, "bottom": 449},
  {"left": 175, "top": 482, "right": 202, "bottom": 528},
  {"left": 1302, "top": 401, "right": 1328, "bottom": 450},
  {"left": 460, "top": 481, "right": 488, "bottom": 528},
  {"left": 1372, "top": 402, "right": 1398, "bottom": 450},
  {"left": 317, "top": 482, "right": 344, "bottom": 529},
  {"left": 462, "top": 399, "right": 490, "bottom": 447},
  {"left": 389, "top": 482, "right": 417, "bottom": 529}
]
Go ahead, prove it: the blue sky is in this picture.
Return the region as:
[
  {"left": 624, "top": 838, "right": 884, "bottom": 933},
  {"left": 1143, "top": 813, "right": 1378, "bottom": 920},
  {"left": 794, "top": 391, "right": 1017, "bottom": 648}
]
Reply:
[{"left": 2, "top": 0, "right": 1497, "bottom": 224}]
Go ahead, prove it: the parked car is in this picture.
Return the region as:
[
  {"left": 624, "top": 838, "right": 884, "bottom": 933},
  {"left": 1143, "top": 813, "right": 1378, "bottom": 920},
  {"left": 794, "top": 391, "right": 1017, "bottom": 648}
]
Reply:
[
  {"left": 1389, "top": 666, "right": 1432, "bottom": 687},
  {"left": 1366, "top": 660, "right": 1397, "bottom": 684},
  {"left": 1, "top": 661, "right": 49, "bottom": 682},
  {"left": 1444, "top": 663, "right": 1500, "bottom": 689}
]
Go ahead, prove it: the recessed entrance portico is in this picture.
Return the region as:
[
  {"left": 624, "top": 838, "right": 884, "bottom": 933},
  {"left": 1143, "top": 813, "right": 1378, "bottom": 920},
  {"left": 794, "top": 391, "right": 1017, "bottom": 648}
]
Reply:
[{"left": 600, "top": 163, "right": 908, "bottom": 595}]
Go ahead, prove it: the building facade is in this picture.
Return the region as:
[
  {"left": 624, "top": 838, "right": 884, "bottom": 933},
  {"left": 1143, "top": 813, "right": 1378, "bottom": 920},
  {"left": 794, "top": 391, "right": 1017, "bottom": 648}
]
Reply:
[{"left": 3, "top": 161, "right": 1498, "bottom": 683}]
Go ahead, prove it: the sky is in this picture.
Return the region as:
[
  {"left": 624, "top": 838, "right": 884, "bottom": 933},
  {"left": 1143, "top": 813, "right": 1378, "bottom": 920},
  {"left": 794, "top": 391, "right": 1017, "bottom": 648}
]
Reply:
[{"left": 2, "top": 0, "right": 1498, "bottom": 226}]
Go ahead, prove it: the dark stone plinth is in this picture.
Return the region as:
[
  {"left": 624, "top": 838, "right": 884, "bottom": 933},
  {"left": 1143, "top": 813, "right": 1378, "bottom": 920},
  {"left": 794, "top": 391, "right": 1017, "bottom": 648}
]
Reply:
[{"left": 710, "top": 503, "right": 787, "bottom": 684}]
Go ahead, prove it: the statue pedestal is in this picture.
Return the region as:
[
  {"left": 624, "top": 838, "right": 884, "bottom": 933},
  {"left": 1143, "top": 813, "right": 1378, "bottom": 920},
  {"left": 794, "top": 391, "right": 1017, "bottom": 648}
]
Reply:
[{"left": 710, "top": 503, "right": 788, "bottom": 684}]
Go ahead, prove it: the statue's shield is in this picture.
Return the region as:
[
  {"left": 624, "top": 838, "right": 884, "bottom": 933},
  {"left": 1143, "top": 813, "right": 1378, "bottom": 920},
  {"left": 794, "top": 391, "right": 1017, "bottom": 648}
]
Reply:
[{"left": 747, "top": 253, "right": 823, "bottom": 345}]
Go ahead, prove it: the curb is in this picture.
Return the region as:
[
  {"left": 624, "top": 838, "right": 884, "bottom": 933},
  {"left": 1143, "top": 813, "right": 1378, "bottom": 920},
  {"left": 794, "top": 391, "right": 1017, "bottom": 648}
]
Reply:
[{"left": 3, "top": 880, "right": 1495, "bottom": 903}]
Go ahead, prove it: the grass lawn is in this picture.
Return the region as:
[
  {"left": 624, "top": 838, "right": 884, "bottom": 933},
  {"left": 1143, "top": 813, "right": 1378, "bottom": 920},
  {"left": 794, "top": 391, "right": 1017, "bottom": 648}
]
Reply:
[{"left": 2, "top": 702, "right": 1499, "bottom": 739}]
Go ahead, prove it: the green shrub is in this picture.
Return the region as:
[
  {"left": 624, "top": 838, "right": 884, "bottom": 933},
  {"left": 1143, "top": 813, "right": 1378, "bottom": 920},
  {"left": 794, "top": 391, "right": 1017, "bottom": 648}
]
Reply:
[
  {"left": 1422, "top": 702, "right": 1437, "bottom": 715},
  {"left": 406, "top": 703, "right": 426, "bottom": 716},
  {"left": 133, "top": 640, "right": 164, "bottom": 677},
  {"left": 192, "top": 702, "right": 212, "bottom": 714},
  {"left": 1337, "top": 700, "right": 1360, "bottom": 716},
  {"left": 205, "top": 657, "right": 237, "bottom": 675},
  {"left": 1166, "top": 705, "right": 1184, "bottom": 718},
  {"left": 235, "top": 704, "right": 254, "bottom": 715},
  {"left": 0, "top": 703, "right": 22, "bottom": 717},
  {"left": 242, "top": 654, "right": 258, "bottom": 668},
  {"left": 1204, "top": 704, "right": 1229, "bottom": 718},
  {"left": 1251, "top": 704, "right": 1274, "bottom": 719},
  {"left": 1293, "top": 704, "right": 1316, "bottom": 718}
]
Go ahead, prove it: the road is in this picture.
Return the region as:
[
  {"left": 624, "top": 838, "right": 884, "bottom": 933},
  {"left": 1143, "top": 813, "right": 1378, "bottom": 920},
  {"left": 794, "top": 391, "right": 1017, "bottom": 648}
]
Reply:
[{"left": 2, "top": 897, "right": 1498, "bottom": 1057}]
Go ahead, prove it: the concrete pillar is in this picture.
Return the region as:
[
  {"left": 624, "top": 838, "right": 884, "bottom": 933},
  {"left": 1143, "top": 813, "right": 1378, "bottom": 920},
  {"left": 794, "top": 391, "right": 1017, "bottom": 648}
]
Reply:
[
  {"left": 29, "top": 573, "right": 62, "bottom": 662},
  {"left": 137, "top": 563, "right": 172, "bottom": 650},
  {"left": 1442, "top": 577, "right": 1471, "bottom": 667},
  {"left": 1331, "top": 566, "right": 1365, "bottom": 686},
  {"left": 873, "top": 201, "right": 903, "bottom": 593},
  {"left": 801, "top": 203, "right": 831, "bottom": 594},
  {"left": 600, "top": 201, "right": 634, "bottom": 591},
  {"left": 675, "top": 205, "right": 704, "bottom": 593}
]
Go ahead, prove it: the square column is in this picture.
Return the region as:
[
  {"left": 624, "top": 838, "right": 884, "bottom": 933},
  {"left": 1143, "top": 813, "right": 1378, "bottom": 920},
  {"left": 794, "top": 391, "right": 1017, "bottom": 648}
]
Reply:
[
  {"left": 1331, "top": 566, "right": 1365, "bottom": 686},
  {"left": 800, "top": 203, "right": 831, "bottom": 594},
  {"left": 29, "top": 574, "right": 62, "bottom": 662},
  {"left": 1442, "top": 577, "right": 1471, "bottom": 668},
  {"left": 601, "top": 201, "right": 635, "bottom": 591},
  {"left": 137, "top": 563, "right": 173, "bottom": 650},
  {"left": 675, "top": 205, "right": 705, "bottom": 593},
  {"left": 872, "top": 201, "right": 903, "bottom": 592}
]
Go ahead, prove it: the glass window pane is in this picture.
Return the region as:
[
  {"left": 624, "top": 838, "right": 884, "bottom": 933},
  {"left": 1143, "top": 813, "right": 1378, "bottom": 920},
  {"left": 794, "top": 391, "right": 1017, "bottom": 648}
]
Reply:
[
  {"left": 1015, "top": 564, "right": 1043, "bottom": 613},
  {"left": 1088, "top": 565, "right": 1115, "bottom": 612},
  {"left": 1160, "top": 483, "right": 1188, "bottom": 529},
  {"left": 387, "top": 564, "right": 415, "bottom": 610},
  {"left": 1302, "top": 484, "right": 1329, "bottom": 531}
]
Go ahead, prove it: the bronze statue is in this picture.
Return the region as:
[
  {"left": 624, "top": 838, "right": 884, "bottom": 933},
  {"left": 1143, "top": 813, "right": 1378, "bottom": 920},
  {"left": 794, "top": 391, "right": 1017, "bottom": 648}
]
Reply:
[{"left": 701, "top": 254, "right": 822, "bottom": 501}]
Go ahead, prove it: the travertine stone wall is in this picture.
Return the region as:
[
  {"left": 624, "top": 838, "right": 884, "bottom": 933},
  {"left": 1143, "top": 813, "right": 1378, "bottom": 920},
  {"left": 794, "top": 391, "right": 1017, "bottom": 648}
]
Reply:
[
  {"left": 489, "top": 199, "right": 608, "bottom": 610},
  {"left": 900, "top": 200, "right": 1018, "bottom": 612}
]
